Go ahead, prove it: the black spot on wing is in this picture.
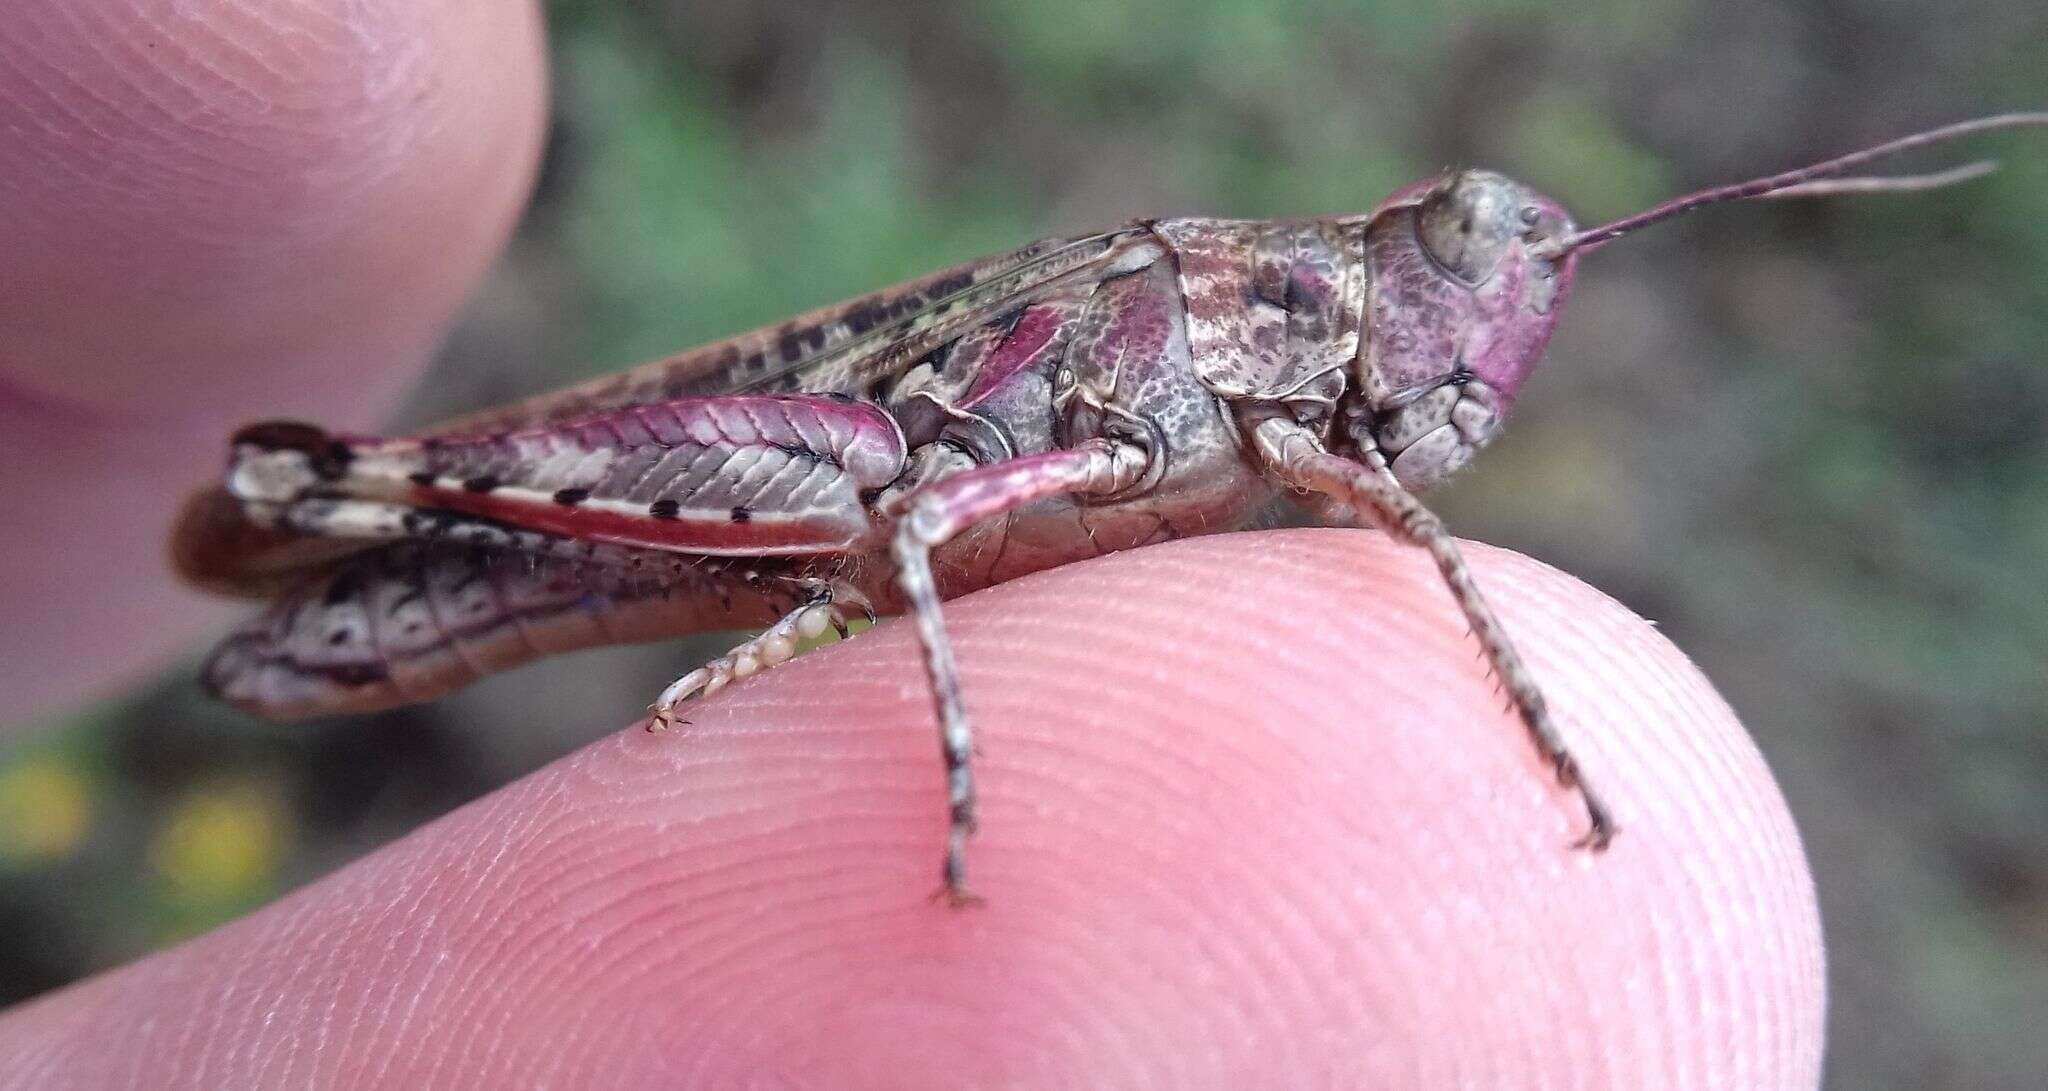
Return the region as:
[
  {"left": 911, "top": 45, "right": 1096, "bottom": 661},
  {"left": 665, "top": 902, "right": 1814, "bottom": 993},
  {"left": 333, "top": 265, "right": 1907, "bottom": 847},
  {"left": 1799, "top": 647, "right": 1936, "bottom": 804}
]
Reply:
[
  {"left": 929, "top": 271, "right": 976, "bottom": 300},
  {"left": 843, "top": 302, "right": 883, "bottom": 336},
  {"left": 775, "top": 323, "right": 828, "bottom": 364}
]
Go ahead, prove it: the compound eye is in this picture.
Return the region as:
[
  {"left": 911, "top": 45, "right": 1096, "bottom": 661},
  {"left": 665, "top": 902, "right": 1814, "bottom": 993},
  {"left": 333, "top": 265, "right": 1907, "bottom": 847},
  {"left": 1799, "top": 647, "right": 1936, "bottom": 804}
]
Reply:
[{"left": 1417, "top": 174, "right": 1515, "bottom": 284}]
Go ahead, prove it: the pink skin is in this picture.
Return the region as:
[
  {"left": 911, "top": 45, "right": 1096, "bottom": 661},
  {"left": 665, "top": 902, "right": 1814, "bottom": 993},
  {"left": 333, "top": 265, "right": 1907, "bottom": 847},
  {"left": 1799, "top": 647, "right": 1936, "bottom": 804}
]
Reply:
[
  {"left": 0, "top": 5, "right": 1825, "bottom": 1085},
  {"left": 0, "top": 0, "right": 547, "bottom": 723},
  {"left": 0, "top": 534, "right": 1823, "bottom": 1087}
]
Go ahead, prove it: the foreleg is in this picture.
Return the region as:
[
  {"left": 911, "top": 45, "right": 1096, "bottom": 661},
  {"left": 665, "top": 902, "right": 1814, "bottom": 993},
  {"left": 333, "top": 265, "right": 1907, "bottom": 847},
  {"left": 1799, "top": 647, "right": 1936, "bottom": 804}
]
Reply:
[{"left": 1250, "top": 414, "right": 1615, "bottom": 850}]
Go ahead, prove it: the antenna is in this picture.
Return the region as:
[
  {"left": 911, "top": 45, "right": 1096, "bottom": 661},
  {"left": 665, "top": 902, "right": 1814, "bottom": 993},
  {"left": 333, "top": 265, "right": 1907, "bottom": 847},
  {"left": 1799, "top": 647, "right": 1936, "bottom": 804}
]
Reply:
[{"left": 1536, "top": 112, "right": 2048, "bottom": 259}]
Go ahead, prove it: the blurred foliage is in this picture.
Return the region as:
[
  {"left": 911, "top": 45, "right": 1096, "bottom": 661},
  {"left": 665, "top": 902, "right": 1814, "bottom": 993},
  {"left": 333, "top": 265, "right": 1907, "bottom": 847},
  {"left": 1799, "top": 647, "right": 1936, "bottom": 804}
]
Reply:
[
  {"left": 0, "top": 753, "right": 93, "bottom": 867},
  {"left": 5, "top": 1, "right": 2047, "bottom": 1086},
  {"left": 146, "top": 780, "right": 289, "bottom": 937}
]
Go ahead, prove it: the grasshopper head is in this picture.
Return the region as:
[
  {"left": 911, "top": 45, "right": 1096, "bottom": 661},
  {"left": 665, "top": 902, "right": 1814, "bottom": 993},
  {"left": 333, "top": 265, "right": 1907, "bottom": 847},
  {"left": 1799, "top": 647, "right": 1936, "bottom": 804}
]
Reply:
[
  {"left": 1349, "top": 169, "right": 1578, "bottom": 490},
  {"left": 1352, "top": 112, "right": 2047, "bottom": 490}
]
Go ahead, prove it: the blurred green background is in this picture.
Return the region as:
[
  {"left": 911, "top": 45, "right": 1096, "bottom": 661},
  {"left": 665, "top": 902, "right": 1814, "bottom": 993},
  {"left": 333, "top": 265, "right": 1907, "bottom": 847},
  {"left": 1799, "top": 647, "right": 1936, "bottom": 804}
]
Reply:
[{"left": 4, "top": 2, "right": 2045, "bottom": 1086}]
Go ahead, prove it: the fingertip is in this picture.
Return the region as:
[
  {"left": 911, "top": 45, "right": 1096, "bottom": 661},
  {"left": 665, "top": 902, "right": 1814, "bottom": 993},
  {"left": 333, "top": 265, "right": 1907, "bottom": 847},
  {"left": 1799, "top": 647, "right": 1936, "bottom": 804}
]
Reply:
[
  {"left": 0, "top": 532, "right": 1824, "bottom": 1088},
  {"left": 0, "top": 0, "right": 548, "bottom": 418},
  {"left": 0, "top": 0, "right": 548, "bottom": 720}
]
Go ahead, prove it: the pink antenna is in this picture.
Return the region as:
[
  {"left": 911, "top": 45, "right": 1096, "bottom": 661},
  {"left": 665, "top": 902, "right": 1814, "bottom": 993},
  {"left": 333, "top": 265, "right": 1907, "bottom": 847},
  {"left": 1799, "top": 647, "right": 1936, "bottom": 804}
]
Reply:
[{"left": 1538, "top": 112, "right": 2048, "bottom": 258}]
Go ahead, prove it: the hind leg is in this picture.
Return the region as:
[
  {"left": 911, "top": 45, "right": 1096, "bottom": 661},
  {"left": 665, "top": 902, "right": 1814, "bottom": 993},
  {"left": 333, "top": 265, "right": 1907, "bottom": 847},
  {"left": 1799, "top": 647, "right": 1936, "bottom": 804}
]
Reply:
[{"left": 889, "top": 438, "right": 1151, "bottom": 905}]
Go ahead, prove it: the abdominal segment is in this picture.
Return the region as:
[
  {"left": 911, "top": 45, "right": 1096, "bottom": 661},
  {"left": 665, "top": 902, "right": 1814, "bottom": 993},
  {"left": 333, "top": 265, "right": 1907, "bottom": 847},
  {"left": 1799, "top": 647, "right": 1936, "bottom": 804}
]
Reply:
[{"left": 202, "top": 538, "right": 806, "bottom": 720}]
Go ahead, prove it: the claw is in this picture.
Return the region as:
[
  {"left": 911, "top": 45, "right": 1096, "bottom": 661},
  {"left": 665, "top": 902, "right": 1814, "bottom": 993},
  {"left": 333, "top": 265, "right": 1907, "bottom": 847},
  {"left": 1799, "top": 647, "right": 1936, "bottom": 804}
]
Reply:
[
  {"left": 928, "top": 883, "right": 986, "bottom": 910},
  {"left": 648, "top": 666, "right": 721, "bottom": 731},
  {"left": 645, "top": 706, "right": 690, "bottom": 732},
  {"left": 845, "top": 588, "right": 879, "bottom": 627},
  {"left": 1573, "top": 794, "right": 1617, "bottom": 852}
]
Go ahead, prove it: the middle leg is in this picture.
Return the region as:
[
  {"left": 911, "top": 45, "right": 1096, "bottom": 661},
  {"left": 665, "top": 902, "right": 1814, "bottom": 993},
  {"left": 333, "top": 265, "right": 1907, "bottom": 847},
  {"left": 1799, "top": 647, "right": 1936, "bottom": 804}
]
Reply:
[{"left": 648, "top": 577, "right": 875, "bottom": 729}]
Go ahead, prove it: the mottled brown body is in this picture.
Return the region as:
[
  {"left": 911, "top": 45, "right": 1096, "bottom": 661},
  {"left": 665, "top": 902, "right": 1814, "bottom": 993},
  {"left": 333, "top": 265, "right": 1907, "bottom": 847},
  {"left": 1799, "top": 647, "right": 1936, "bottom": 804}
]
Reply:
[
  {"left": 200, "top": 251, "right": 1268, "bottom": 717},
  {"left": 192, "top": 217, "right": 1327, "bottom": 716},
  {"left": 178, "top": 113, "right": 2048, "bottom": 899}
]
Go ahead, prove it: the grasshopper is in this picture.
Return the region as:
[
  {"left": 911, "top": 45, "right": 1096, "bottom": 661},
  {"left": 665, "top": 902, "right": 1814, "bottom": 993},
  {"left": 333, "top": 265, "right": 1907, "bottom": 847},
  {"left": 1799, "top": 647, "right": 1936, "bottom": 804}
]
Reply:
[{"left": 174, "top": 113, "right": 2046, "bottom": 903}]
